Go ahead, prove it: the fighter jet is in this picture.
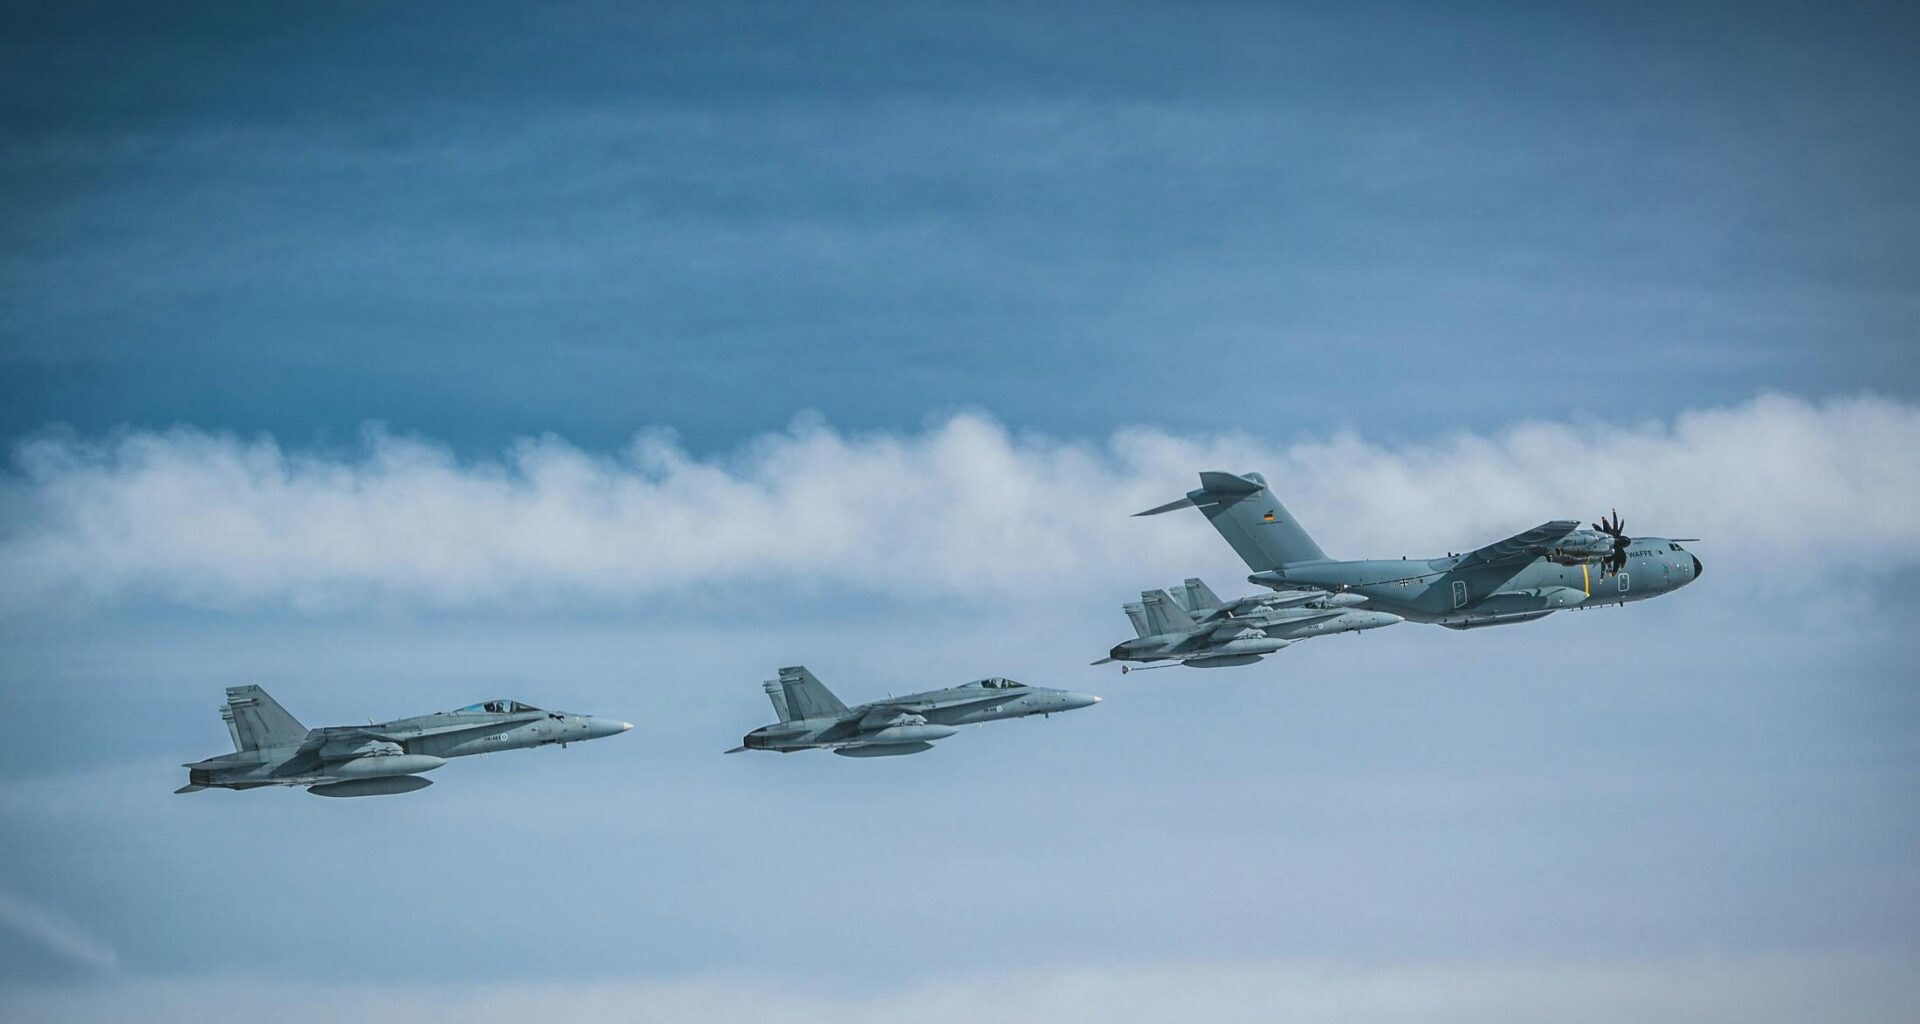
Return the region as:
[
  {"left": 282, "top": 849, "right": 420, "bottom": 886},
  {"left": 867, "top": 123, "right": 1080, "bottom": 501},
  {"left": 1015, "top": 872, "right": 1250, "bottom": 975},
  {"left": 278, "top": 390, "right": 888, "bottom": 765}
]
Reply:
[
  {"left": 729, "top": 666, "right": 1100, "bottom": 757},
  {"left": 1099, "top": 577, "right": 1402, "bottom": 669},
  {"left": 176, "top": 686, "right": 632, "bottom": 797},
  {"left": 1138, "top": 471, "right": 1700, "bottom": 630}
]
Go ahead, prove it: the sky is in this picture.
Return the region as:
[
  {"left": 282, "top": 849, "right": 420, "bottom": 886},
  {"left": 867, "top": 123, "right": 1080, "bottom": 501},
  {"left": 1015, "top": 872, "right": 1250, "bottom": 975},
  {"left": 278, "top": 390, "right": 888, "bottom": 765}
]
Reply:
[{"left": 2, "top": 3, "right": 1917, "bottom": 1021}]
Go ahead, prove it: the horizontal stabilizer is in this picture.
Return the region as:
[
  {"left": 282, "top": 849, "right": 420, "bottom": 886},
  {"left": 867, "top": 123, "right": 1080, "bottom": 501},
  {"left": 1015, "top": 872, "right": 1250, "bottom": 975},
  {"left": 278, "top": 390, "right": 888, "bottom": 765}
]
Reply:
[
  {"left": 183, "top": 756, "right": 265, "bottom": 771},
  {"left": 1138, "top": 471, "right": 1327, "bottom": 570}
]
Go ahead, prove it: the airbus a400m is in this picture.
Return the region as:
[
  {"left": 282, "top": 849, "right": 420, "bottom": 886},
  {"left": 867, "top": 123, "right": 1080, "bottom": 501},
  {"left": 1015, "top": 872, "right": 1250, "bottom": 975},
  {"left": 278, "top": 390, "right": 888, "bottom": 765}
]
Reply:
[{"left": 1138, "top": 472, "right": 1699, "bottom": 630}]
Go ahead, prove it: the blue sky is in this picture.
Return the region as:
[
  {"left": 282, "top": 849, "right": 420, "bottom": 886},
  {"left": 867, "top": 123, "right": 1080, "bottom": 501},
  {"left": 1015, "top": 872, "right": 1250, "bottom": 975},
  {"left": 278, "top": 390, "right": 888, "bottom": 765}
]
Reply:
[
  {"left": 2, "top": 4, "right": 1917, "bottom": 1021},
  {"left": 4, "top": 2, "right": 1915, "bottom": 451}
]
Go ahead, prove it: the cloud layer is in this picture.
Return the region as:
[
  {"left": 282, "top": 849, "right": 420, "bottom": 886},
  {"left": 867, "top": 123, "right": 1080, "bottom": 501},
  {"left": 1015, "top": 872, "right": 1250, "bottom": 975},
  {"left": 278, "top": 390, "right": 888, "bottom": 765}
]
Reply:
[
  {"left": 2, "top": 394, "right": 1914, "bottom": 610},
  {"left": 4, "top": 951, "right": 1915, "bottom": 1024}
]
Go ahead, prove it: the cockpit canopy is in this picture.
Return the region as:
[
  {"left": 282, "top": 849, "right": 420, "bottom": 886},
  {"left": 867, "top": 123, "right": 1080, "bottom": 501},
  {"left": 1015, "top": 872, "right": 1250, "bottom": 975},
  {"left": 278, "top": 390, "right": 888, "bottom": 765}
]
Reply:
[
  {"left": 456, "top": 700, "right": 542, "bottom": 714},
  {"left": 967, "top": 677, "right": 1025, "bottom": 690}
]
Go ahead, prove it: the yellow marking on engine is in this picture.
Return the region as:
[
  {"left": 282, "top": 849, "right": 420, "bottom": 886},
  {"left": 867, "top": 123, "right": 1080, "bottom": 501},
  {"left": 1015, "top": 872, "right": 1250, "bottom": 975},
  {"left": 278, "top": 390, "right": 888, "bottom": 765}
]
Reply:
[{"left": 1581, "top": 563, "right": 1591, "bottom": 596}]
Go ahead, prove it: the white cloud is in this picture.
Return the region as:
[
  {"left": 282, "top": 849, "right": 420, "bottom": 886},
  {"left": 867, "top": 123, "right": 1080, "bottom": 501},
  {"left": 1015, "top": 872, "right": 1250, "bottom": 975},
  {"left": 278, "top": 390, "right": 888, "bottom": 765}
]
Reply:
[
  {"left": 0, "top": 890, "right": 118, "bottom": 972},
  {"left": 3, "top": 951, "right": 1915, "bottom": 1024},
  {"left": 1, "top": 394, "right": 1914, "bottom": 610}
]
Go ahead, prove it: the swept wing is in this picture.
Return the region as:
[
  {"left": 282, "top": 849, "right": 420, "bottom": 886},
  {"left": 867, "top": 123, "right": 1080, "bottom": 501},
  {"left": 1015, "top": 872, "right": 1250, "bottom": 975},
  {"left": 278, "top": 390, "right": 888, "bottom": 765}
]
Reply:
[{"left": 1457, "top": 520, "right": 1584, "bottom": 567}]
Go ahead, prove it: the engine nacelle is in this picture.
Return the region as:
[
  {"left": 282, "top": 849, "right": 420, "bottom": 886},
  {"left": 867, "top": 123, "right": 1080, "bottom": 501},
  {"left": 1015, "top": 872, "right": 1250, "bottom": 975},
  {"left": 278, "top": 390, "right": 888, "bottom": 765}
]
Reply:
[{"left": 1546, "top": 531, "right": 1615, "bottom": 564}]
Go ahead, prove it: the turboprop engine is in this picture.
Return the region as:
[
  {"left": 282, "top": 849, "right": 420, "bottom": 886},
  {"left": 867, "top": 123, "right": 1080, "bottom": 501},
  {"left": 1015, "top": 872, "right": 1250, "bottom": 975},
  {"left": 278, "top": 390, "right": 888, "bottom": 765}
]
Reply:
[{"left": 1545, "top": 530, "right": 1615, "bottom": 565}]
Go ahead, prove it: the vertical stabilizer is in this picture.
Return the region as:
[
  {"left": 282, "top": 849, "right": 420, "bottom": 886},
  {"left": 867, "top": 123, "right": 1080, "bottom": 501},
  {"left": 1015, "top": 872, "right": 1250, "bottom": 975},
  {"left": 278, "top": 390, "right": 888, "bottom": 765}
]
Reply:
[
  {"left": 222, "top": 686, "right": 308, "bottom": 752},
  {"left": 1122, "top": 601, "right": 1152, "bottom": 638},
  {"left": 763, "top": 680, "right": 793, "bottom": 723},
  {"left": 777, "top": 666, "right": 849, "bottom": 721},
  {"left": 1139, "top": 590, "right": 1197, "bottom": 636},
  {"left": 1135, "top": 471, "right": 1328, "bottom": 571},
  {"left": 1174, "top": 578, "right": 1225, "bottom": 613}
]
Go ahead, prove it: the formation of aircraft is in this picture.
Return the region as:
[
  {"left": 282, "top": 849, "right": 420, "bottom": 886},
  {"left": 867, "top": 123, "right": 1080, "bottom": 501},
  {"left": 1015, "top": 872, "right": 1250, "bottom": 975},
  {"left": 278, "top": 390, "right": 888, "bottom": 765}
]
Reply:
[
  {"left": 1135, "top": 471, "right": 1699, "bottom": 632},
  {"left": 1098, "top": 577, "right": 1401, "bottom": 670},
  {"left": 175, "top": 686, "right": 631, "bottom": 797},
  {"left": 727, "top": 665, "right": 1099, "bottom": 757},
  {"left": 174, "top": 468, "right": 1699, "bottom": 788}
]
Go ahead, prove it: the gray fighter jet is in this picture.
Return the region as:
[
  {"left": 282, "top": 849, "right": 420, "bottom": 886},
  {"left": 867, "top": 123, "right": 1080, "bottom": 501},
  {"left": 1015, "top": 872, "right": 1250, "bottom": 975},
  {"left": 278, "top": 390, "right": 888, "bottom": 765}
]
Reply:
[
  {"left": 176, "top": 686, "right": 632, "bottom": 797},
  {"left": 729, "top": 666, "right": 1100, "bottom": 757},
  {"left": 1138, "top": 471, "right": 1700, "bottom": 630},
  {"left": 1100, "top": 577, "right": 1402, "bottom": 669}
]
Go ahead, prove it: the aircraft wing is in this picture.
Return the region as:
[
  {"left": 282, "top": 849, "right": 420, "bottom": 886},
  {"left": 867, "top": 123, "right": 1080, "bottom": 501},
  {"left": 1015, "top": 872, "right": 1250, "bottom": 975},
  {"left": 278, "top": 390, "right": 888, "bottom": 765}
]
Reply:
[
  {"left": 1458, "top": 520, "right": 1583, "bottom": 567},
  {"left": 1236, "top": 590, "right": 1329, "bottom": 612},
  {"left": 333, "top": 716, "right": 534, "bottom": 746},
  {"left": 861, "top": 691, "right": 1025, "bottom": 724}
]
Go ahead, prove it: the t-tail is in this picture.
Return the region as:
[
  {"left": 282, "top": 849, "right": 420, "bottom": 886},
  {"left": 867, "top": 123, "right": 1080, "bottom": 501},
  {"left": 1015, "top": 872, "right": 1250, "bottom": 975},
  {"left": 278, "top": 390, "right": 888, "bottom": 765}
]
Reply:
[
  {"left": 1135, "top": 471, "right": 1328, "bottom": 571},
  {"left": 774, "top": 666, "right": 849, "bottom": 722},
  {"left": 222, "top": 685, "right": 308, "bottom": 752}
]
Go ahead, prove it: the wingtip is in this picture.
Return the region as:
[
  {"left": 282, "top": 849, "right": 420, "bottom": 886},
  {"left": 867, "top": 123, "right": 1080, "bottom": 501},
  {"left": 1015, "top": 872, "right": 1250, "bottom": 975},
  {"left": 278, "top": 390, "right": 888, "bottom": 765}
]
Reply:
[{"left": 723, "top": 746, "right": 747, "bottom": 754}]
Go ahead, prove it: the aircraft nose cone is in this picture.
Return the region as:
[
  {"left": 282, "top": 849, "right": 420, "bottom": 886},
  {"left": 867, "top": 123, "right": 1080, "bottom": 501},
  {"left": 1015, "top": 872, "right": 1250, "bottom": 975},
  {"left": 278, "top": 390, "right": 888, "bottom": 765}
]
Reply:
[
  {"left": 1692, "top": 555, "right": 1703, "bottom": 579},
  {"left": 584, "top": 717, "right": 634, "bottom": 740},
  {"left": 1061, "top": 692, "right": 1101, "bottom": 711}
]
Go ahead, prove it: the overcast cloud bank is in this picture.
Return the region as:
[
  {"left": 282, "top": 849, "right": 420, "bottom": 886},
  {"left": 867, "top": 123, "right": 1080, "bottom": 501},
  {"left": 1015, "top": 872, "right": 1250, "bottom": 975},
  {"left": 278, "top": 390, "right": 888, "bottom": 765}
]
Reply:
[
  {"left": 2, "top": 393, "right": 1913, "bottom": 610},
  {"left": 6, "top": 950, "right": 1915, "bottom": 1024}
]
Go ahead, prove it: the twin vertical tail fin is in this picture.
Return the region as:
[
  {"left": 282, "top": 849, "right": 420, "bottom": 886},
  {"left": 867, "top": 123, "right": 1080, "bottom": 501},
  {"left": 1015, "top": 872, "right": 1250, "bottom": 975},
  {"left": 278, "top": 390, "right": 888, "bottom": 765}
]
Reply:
[
  {"left": 1135, "top": 471, "right": 1328, "bottom": 571},
  {"left": 1138, "top": 589, "right": 1197, "bottom": 636},
  {"left": 222, "top": 685, "right": 308, "bottom": 752},
  {"left": 1122, "top": 601, "right": 1153, "bottom": 638},
  {"left": 775, "top": 666, "right": 849, "bottom": 722},
  {"left": 1172, "top": 578, "right": 1224, "bottom": 614}
]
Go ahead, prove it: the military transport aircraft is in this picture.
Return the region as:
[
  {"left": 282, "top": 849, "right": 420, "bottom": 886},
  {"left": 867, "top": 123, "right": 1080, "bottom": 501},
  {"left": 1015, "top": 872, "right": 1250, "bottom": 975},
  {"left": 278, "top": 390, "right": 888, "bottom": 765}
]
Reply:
[
  {"left": 1137, "top": 471, "right": 1700, "bottom": 630},
  {"left": 729, "top": 666, "right": 1100, "bottom": 757},
  {"left": 1098, "top": 577, "right": 1402, "bottom": 669},
  {"left": 176, "top": 686, "right": 632, "bottom": 797}
]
